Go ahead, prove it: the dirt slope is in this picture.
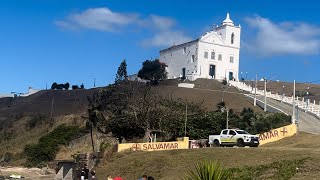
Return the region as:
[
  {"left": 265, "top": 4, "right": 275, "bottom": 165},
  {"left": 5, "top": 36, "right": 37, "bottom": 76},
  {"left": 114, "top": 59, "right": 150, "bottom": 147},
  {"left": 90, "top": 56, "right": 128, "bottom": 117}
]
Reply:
[
  {"left": 0, "top": 89, "right": 98, "bottom": 117},
  {"left": 0, "top": 79, "right": 263, "bottom": 119}
]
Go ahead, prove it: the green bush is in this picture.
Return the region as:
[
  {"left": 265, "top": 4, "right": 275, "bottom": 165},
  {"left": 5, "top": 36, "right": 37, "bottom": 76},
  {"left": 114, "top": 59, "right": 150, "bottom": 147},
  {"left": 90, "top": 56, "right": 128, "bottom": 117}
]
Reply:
[
  {"left": 99, "top": 141, "right": 110, "bottom": 154},
  {"left": 229, "top": 108, "right": 291, "bottom": 134},
  {"left": 229, "top": 158, "right": 307, "bottom": 179},
  {"left": 26, "top": 114, "right": 47, "bottom": 130},
  {"left": 182, "top": 160, "right": 231, "bottom": 180},
  {"left": 24, "top": 124, "right": 86, "bottom": 167}
]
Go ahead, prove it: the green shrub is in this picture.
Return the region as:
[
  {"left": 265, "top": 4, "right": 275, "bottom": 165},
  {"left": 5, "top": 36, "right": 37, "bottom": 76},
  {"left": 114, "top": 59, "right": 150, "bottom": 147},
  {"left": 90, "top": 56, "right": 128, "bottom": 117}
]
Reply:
[
  {"left": 99, "top": 141, "right": 110, "bottom": 154},
  {"left": 26, "top": 114, "right": 47, "bottom": 130},
  {"left": 24, "top": 124, "right": 86, "bottom": 166},
  {"left": 182, "top": 160, "right": 231, "bottom": 180},
  {"left": 229, "top": 158, "right": 307, "bottom": 179}
]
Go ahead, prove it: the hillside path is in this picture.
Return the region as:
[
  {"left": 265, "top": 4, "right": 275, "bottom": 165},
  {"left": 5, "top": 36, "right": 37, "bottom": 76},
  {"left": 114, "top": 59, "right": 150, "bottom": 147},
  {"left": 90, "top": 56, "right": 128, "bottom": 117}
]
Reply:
[{"left": 251, "top": 95, "right": 320, "bottom": 134}]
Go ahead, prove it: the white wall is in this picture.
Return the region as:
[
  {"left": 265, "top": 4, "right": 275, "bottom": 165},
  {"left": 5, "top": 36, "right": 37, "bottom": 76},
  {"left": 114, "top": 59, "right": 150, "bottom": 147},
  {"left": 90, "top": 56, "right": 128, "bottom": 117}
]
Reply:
[
  {"left": 197, "top": 35, "right": 240, "bottom": 80},
  {"left": 160, "top": 40, "right": 199, "bottom": 80},
  {"left": 159, "top": 15, "right": 241, "bottom": 82}
]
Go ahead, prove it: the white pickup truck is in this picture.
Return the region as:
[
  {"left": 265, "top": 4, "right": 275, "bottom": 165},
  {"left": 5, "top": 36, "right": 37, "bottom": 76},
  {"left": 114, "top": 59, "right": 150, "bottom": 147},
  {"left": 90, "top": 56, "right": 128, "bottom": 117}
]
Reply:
[{"left": 209, "top": 129, "right": 259, "bottom": 147}]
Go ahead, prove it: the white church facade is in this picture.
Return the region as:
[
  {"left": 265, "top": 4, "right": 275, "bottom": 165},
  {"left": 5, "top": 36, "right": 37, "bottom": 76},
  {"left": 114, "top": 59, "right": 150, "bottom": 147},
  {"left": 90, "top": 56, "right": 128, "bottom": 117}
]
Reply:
[{"left": 159, "top": 13, "right": 241, "bottom": 81}]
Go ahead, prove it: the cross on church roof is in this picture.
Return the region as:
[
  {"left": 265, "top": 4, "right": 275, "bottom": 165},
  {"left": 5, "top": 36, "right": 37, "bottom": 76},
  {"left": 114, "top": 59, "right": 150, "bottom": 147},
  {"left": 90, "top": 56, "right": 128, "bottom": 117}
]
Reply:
[{"left": 222, "top": 12, "right": 234, "bottom": 26}]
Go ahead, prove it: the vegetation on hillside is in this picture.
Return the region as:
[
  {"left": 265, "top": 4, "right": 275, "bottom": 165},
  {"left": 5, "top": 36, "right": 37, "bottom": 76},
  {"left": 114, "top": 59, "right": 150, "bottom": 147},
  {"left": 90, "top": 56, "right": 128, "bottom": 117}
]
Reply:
[
  {"left": 95, "top": 146, "right": 313, "bottom": 180},
  {"left": 138, "top": 59, "right": 167, "bottom": 85},
  {"left": 51, "top": 82, "right": 84, "bottom": 90},
  {"left": 23, "top": 124, "right": 86, "bottom": 167},
  {"left": 84, "top": 81, "right": 291, "bottom": 143},
  {"left": 182, "top": 160, "right": 231, "bottom": 180},
  {"left": 115, "top": 59, "right": 128, "bottom": 84},
  {"left": 229, "top": 158, "right": 307, "bottom": 180},
  {"left": 51, "top": 82, "right": 70, "bottom": 90}
]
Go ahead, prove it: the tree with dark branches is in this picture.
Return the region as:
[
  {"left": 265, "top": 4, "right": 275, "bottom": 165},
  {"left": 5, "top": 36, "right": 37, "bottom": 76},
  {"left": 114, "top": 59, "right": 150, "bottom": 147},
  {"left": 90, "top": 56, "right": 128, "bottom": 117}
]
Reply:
[
  {"left": 138, "top": 59, "right": 167, "bottom": 85},
  {"left": 115, "top": 59, "right": 128, "bottom": 84}
]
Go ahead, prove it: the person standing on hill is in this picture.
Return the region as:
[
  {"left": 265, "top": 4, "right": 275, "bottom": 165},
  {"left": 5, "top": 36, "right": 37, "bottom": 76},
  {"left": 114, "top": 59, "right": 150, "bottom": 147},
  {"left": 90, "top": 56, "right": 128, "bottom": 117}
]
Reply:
[
  {"left": 80, "top": 167, "right": 85, "bottom": 180},
  {"left": 139, "top": 175, "right": 148, "bottom": 180},
  {"left": 107, "top": 174, "right": 113, "bottom": 180},
  {"left": 90, "top": 168, "right": 96, "bottom": 180},
  {"left": 83, "top": 164, "right": 89, "bottom": 180}
]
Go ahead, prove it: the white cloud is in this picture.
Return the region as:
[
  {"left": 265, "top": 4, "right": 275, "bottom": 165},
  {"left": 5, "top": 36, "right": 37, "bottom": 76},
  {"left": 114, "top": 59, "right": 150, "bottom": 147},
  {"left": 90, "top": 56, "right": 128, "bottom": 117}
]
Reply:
[
  {"left": 244, "top": 16, "right": 320, "bottom": 56},
  {"left": 141, "top": 31, "right": 192, "bottom": 47},
  {"left": 55, "top": 7, "right": 139, "bottom": 32},
  {"left": 55, "top": 7, "right": 192, "bottom": 47},
  {"left": 140, "top": 15, "right": 191, "bottom": 47},
  {"left": 149, "top": 15, "right": 175, "bottom": 30}
]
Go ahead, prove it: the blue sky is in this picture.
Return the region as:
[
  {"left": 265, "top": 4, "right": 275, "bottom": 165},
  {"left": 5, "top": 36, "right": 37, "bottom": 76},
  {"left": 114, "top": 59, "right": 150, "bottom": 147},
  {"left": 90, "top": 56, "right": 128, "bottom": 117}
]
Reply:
[{"left": 1, "top": 0, "right": 320, "bottom": 93}]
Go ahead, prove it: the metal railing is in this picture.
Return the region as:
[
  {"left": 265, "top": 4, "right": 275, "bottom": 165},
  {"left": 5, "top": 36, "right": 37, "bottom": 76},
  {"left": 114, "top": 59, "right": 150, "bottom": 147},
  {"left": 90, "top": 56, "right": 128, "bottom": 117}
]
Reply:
[{"left": 229, "top": 81, "right": 320, "bottom": 117}]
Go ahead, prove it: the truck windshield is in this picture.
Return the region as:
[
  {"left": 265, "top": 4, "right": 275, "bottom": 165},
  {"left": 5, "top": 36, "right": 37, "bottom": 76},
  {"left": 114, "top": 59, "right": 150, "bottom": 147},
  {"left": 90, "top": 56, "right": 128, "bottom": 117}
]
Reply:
[{"left": 236, "top": 130, "right": 249, "bottom": 134}]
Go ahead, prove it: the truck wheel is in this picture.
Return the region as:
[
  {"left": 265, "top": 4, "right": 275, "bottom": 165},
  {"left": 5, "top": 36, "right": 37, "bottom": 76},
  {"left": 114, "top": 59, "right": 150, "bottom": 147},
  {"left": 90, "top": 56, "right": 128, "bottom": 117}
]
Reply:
[
  {"left": 237, "top": 139, "right": 245, "bottom": 147},
  {"left": 212, "top": 140, "right": 220, "bottom": 147}
]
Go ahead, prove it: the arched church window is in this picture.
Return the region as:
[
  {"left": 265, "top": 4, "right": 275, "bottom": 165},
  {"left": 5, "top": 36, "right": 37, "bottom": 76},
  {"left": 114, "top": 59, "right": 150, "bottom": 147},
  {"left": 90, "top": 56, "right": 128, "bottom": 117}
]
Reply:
[{"left": 231, "top": 33, "right": 234, "bottom": 44}]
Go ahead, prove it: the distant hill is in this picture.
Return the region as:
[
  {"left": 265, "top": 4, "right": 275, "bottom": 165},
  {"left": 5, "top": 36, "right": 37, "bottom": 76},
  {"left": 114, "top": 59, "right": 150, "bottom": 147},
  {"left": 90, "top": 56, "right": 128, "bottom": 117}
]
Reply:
[
  {"left": 0, "top": 89, "right": 98, "bottom": 118},
  {"left": 0, "top": 79, "right": 265, "bottom": 120}
]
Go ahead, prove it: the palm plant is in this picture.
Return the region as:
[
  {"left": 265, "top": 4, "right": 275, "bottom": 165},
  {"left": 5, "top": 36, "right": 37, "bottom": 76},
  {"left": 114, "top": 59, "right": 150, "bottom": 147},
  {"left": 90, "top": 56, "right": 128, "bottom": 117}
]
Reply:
[{"left": 182, "top": 160, "right": 231, "bottom": 180}]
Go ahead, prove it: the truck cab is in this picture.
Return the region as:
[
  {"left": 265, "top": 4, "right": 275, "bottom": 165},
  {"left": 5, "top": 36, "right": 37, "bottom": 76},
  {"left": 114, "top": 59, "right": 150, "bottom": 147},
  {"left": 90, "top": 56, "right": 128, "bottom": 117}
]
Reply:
[{"left": 209, "top": 129, "right": 259, "bottom": 147}]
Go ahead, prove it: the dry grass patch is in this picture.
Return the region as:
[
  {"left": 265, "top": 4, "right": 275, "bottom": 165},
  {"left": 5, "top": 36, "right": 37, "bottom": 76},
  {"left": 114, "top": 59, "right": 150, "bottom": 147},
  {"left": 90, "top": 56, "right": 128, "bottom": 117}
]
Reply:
[{"left": 96, "top": 147, "right": 319, "bottom": 180}]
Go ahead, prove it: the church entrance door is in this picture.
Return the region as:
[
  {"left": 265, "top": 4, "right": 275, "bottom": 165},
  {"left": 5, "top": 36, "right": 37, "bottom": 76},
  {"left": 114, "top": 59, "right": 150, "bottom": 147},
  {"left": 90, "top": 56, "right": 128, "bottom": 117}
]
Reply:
[
  {"left": 209, "top": 65, "right": 215, "bottom": 78},
  {"left": 229, "top": 72, "right": 234, "bottom": 80},
  {"left": 182, "top": 68, "right": 186, "bottom": 79}
]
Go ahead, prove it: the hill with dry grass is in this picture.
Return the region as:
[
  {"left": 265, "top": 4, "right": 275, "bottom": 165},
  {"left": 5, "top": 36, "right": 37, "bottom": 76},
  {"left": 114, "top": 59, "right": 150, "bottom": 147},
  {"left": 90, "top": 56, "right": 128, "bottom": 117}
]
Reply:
[
  {"left": 0, "top": 89, "right": 97, "bottom": 118},
  {"left": 95, "top": 132, "right": 320, "bottom": 180},
  {"left": 0, "top": 79, "right": 264, "bottom": 167},
  {"left": 1, "top": 79, "right": 320, "bottom": 179}
]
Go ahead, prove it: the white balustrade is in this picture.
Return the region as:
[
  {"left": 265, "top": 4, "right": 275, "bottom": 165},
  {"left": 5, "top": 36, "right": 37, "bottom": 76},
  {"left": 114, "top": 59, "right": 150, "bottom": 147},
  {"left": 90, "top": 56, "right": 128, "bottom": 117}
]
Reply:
[{"left": 229, "top": 81, "right": 320, "bottom": 118}]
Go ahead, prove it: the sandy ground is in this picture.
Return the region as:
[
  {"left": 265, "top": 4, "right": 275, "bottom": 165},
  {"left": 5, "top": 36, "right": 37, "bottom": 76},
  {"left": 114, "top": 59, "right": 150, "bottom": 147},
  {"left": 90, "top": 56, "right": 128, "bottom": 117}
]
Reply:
[{"left": 0, "top": 166, "right": 55, "bottom": 179}]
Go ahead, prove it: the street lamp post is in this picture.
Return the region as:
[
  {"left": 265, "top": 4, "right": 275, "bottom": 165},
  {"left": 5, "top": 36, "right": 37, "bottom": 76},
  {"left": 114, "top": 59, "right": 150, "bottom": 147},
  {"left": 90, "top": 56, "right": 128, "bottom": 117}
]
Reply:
[
  {"left": 292, "top": 80, "right": 296, "bottom": 124},
  {"left": 306, "top": 87, "right": 309, "bottom": 112},
  {"left": 263, "top": 75, "right": 277, "bottom": 112},
  {"left": 221, "top": 86, "right": 232, "bottom": 102},
  {"left": 185, "top": 105, "right": 187, "bottom": 137},
  {"left": 226, "top": 109, "right": 229, "bottom": 129},
  {"left": 264, "top": 79, "right": 267, "bottom": 112},
  {"left": 282, "top": 85, "right": 285, "bottom": 102},
  {"left": 217, "top": 105, "right": 229, "bottom": 129},
  {"left": 254, "top": 74, "right": 257, "bottom": 106}
]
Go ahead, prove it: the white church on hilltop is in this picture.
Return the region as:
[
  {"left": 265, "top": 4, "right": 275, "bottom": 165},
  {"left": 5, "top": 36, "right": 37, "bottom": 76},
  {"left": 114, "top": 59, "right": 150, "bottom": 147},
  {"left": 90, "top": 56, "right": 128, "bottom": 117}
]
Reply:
[{"left": 159, "top": 13, "right": 241, "bottom": 81}]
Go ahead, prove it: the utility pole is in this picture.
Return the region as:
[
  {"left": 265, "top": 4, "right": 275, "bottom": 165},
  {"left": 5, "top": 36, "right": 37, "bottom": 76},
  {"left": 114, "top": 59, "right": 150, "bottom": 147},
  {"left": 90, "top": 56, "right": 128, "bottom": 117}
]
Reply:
[
  {"left": 254, "top": 74, "right": 257, "bottom": 106},
  {"left": 264, "top": 78, "right": 267, "bottom": 112},
  {"left": 292, "top": 80, "right": 296, "bottom": 124},
  {"left": 50, "top": 97, "right": 54, "bottom": 119},
  {"left": 184, "top": 105, "right": 187, "bottom": 137},
  {"left": 94, "top": 78, "right": 96, "bottom": 88}
]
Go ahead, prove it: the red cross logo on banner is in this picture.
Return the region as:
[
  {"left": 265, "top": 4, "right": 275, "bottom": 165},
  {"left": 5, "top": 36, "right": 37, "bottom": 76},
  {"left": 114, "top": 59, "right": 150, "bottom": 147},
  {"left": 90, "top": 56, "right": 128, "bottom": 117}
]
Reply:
[
  {"left": 132, "top": 143, "right": 141, "bottom": 151},
  {"left": 281, "top": 127, "right": 288, "bottom": 136}
]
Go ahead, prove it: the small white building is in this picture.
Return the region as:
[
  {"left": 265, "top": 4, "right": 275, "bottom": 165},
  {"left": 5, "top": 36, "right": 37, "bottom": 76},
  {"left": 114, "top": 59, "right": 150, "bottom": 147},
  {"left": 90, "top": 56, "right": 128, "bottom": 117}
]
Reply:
[{"left": 159, "top": 13, "right": 241, "bottom": 81}]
